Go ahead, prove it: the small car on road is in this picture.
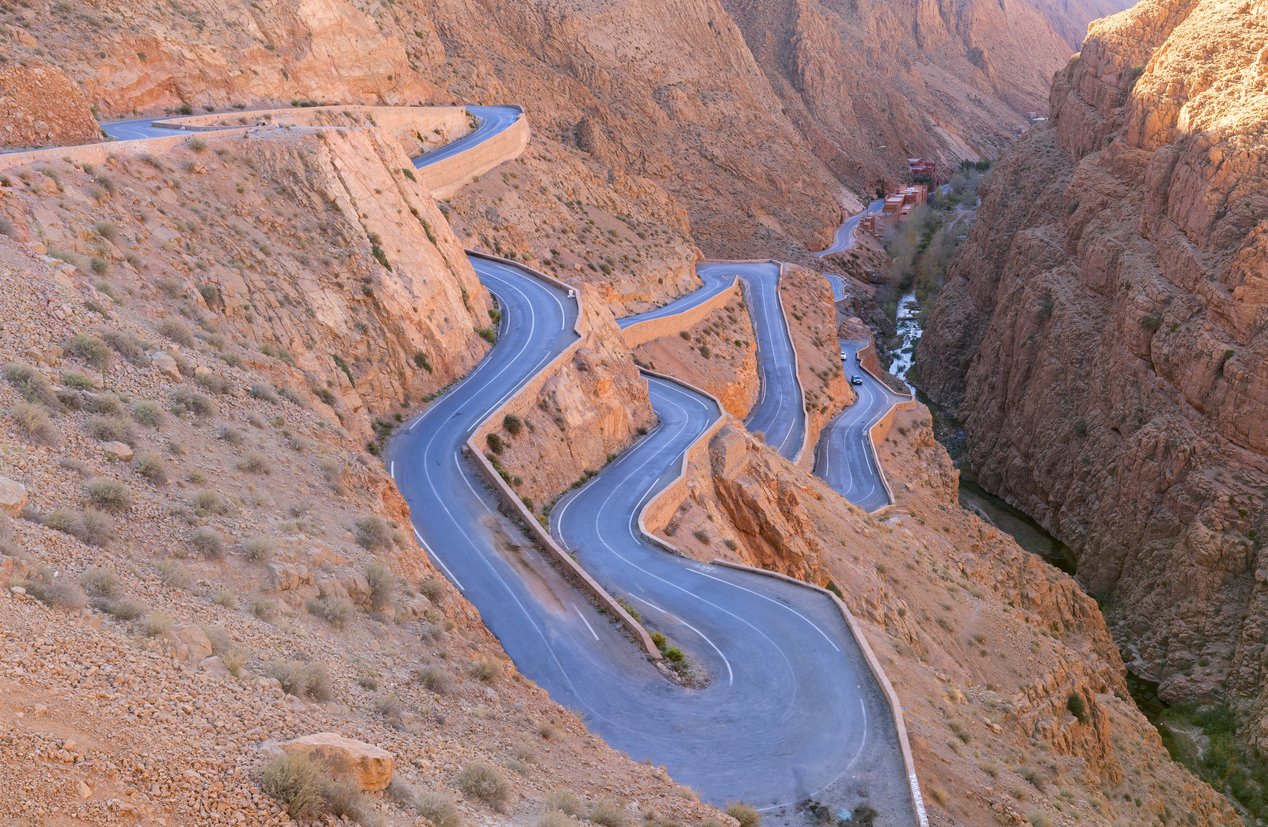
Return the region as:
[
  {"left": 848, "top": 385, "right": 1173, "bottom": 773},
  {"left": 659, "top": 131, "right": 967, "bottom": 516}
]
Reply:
[{"left": 851, "top": 376, "right": 863, "bottom": 386}]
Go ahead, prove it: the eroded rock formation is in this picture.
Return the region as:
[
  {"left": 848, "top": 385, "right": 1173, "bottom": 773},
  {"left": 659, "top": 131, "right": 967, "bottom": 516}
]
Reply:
[{"left": 918, "top": 0, "right": 1268, "bottom": 738}]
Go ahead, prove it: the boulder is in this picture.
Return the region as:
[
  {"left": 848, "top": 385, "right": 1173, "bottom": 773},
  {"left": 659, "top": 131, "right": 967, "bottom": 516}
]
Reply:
[
  {"left": 279, "top": 733, "right": 395, "bottom": 791},
  {"left": 0, "top": 477, "right": 28, "bottom": 517},
  {"left": 101, "top": 441, "right": 134, "bottom": 462},
  {"left": 267, "top": 562, "right": 313, "bottom": 593},
  {"left": 149, "top": 351, "right": 181, "bottom": 379},
  {"left": 161, "top": 623, "right": 213, "bottom": 663}
]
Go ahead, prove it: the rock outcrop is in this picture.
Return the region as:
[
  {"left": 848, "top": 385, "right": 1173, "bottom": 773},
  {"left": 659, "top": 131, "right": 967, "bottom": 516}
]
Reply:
[
  {"left": 918, "top": 0, "right": 1268, "bottom": 738},
  {"left": 278, "top": 733, "right": 396, "bottom": 792},
  {"left": 0, "top": 63, "right": 100, "bottom": 149}
]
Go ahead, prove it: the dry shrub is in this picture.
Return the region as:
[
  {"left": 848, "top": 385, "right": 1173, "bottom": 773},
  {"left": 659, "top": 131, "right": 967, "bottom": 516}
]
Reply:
[
  {"left": 266, "top": 659, "right": 333, "bottom": 701},
  {"left": 12, "top": 401, "right": 58, "bottom": 444},
  {"left": 456, "top": 761, "right": 510, "bottom": 811},
  {"left": 84, "top": 476, "right": 131, "bottom": 512}
]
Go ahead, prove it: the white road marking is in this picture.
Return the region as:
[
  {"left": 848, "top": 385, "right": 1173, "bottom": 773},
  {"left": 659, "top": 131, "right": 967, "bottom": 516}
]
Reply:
[{"left": 573, "top": 605, "right": 600, "bottom": 640}]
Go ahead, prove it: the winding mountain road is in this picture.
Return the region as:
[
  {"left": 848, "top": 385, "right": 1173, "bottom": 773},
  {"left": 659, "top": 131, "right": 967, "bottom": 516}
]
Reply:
[
  {"left": 691, "top": 262, "right": 807, "bottom": 461},
  {"left": 816, "top": 342, "right": 912, "bottom": 512},
  {"left": 32, "top": 106, "right": 923, "bottom": 825},
  {"left": 818, "top": 199, "right": 883, "bottom": 258}
]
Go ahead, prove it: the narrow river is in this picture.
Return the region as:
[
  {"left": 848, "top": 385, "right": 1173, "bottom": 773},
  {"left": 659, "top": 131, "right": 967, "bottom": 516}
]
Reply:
[{"left": 889, "top": 293, "right": 1076, "bottom": 572}]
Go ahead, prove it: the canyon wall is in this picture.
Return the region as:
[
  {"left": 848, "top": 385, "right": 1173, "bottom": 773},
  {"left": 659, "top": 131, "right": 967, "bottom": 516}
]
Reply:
[
  {"left": 719, "top": 0, "right": 1076, "bottom": 188},
  {"left": 4, "top": 0, "right": 1118, "bottom": 274},
  {"left": 918, "top": 0, "right": 1268, "bottom": 742}
]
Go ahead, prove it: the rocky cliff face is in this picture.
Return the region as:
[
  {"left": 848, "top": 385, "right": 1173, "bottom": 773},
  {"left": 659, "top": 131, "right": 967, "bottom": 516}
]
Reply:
[
  {"left": 918, "top": 0, "right": 1268, "bottom": 740},
  {"left": 3, "top": 0, "right": 1116, "bottom": 274},
  {"left": 720, "top": 0, "right": 1074, "bottom": 187},
  {"left": 0, "top": 62, "right": 100, "bottom": 149}
]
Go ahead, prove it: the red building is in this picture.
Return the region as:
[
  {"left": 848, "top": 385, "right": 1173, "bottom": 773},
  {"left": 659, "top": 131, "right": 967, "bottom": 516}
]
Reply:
[{"left": 907, "top": 157, "right": 938, "bottom": 181}]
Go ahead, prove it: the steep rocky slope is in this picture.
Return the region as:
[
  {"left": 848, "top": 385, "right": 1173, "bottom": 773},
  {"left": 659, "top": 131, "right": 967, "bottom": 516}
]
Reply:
[
  {"left": 918, "top": 0, "right": 1268, "bottom": 758},
  {"left": 4, "top": 0, "right": 1119, "bottom": 278},
  {"left": 0, "top": 123, "right": 722, "bottom": 825},
  {"left": 0, "top": 62, "right": 100, "bottom": 149},
  {"left": 0, "top": 124, "right": 493, "bottom": 443},
  {"left": 719, "top": 0, "right": 1075, "bottom": 188}
]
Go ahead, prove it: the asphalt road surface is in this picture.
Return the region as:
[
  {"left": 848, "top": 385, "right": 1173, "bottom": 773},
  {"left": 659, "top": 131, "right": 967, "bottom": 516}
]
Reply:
[
  {"left": 817, "top": 199, "right": 883, "bottom": 258},
  {"left": 815, "top": 341, "right": 912, "bottom": 512},
  {"left": 696, "top": 261, "right": 806, "bottom": 461},
  {"left": 617, "top": 267, "right": 735, "bottom": 330},
  {"left": 412, "top": 105, "right": 522, "bottom": 170}
]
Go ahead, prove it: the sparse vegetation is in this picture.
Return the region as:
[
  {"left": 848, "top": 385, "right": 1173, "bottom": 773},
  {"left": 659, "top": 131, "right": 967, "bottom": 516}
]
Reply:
[
  {"left": 20, "top": 569, "right": 88, "bottom": 611},
  {"left": 241, "top": 535, "right": 273, "bottom": 563},
  {"left": 190, "top": 526, "right": 225, "bottom": 559},
  {"left": 456, "top": 761, "right": 510, "bottom": 810},
  {"left": 588, "top": 799, "right": 631, "bottom": 827},
  {"left": 307, "top": 595, "right": 354, "bottom": 628},
  {"left": 416, "top": 664, "right": 451, "bottom": 694},
  {"left": 266, "top": 659, "right": 333, "bottom": 701},
  {"left": 43, "top": 507, "right": 113, "bottom": 547},
  {"left": 85, "top": 414, "right": 135, "bottom": 444},
  {"left": 365, "top": 562, "right": 395, "bottom": 612},
  {"left": 66, "top": 333, "right": 113, "bottom": 371},
  {"left": 129, "top": 399, "right": 165, "bottom": 427},
  {"left": 157, "top": 316, "right": 194, "bottom": 346},
  {"left": 170, "top": 387, "right": 215, "bottom": 418},
  {"left": 5, "top": 363, "right": 59, "bottom": 407},
  {"left": 355, "top": 515, "right": 398, "bottom": 550},
  {"left": 84, "top": 476, "right": 132, "bottom": 512},
  {"left": 194, "top": 490, "right": 230, "bottom": 516},
  {"left": 471, "top": 655, "right": 502, "bottom": 683},
  {"left": 135, "top": 452, "right": 169, "bottom": 484},
  {"left": 237, "top": 452, "right": 271, "bottom": 474},
  {"left": 12, "top": 401, "right": 57, "bottom": 444}
]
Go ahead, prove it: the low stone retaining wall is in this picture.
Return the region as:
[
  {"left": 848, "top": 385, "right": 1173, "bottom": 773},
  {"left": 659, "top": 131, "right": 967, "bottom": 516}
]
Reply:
[
  {"left": 633, "top": 368, "right": 727, "bottom": 555},
  {"left": 618, "top": 278, "right": 740, "bottom": 350}
]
